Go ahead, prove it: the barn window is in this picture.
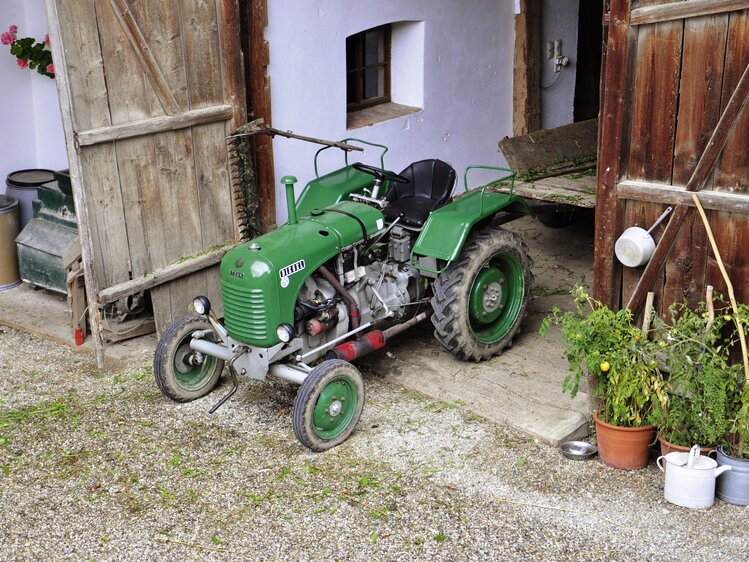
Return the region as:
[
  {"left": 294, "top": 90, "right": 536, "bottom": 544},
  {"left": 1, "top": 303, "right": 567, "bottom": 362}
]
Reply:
[
  {"left": 346, "top": 25, "right": 392, "bottom": 112},
  {"left": 346, "top": 22, "right": 424, "bottom": 129}
]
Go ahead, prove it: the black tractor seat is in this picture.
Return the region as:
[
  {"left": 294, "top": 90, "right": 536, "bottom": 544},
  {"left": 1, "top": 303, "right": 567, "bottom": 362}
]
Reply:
[{"left": 383, "top": 159, "right": 457, "bottom": 229}]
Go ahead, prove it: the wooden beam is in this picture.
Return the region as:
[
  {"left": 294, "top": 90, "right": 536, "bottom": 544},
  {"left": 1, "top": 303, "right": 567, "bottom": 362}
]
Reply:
[
  {"left": 617, "top": 180, "right": 749, "bottom": 213},
  {"left": 625, "top": 60, "right": 749, "bottom": 313},
  {"left": 97, "top": 245, "right": 235, "bottom": 305},
  {"left": 500, "top": 118, "right": 598, "bottom": 179},
  {"left": 513, "top": 0, "right": 541, "bottom": 135},
  {"left": 631, "top": 0, "right": 749, "bottom": 26},
  {"left": 107, "top": 0, "right": 180, "bottom": 115},
  {"left": 218, "top": 0, "right": 248, "bottom": 131},
  {"left": 244, "top": 0, "right": 276, "bottom": 230},
  {"left": 593, "top": 0, "right": 636, "bottom": 308},
  {"left": 76, "top": 105, "right": 234, "bottom": 146},
  {"left": 44, "top": 0, "right": 106, "bottom": 367}
]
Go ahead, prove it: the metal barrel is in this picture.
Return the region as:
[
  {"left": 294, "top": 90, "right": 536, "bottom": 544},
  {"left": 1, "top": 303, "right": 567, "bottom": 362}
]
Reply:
[{"left": 0, "top": 195, "right": 21, "bottom": 290}]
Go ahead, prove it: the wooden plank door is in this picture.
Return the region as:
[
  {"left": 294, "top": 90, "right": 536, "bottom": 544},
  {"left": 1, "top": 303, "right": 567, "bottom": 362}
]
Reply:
[
  {"left": 595, "top": 0, "right": 749, "bottom": 314},
  {"left": 45, "top": 0, "right": 246, "bottom": 365}
]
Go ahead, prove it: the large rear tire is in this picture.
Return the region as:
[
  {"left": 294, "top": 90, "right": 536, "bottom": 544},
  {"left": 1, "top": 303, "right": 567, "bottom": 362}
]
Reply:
[
  {"left": 154, "top": 316, "right": 225, "bottom": 402},
  {"left": 293, "top": 360, "right": 365, "bottom": 452},
  {"left": 430, "top": 226, "right": 533, "bottom": 361}
]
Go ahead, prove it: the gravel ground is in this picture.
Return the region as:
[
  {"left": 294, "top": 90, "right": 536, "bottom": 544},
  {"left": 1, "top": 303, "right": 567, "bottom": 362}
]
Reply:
[{"left": 1, "top": 325, "right": 748, "bottom": 562}]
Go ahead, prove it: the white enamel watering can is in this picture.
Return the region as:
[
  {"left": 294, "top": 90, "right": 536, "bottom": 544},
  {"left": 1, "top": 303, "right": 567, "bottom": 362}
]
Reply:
[{"left": 657, "top": 445, "right": 732, "bottom": 509}]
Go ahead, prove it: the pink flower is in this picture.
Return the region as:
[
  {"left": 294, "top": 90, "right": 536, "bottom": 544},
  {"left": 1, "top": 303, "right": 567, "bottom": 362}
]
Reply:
[
  {"left": 1, "top": 31, "right": 13, "bottom": 45},
  {"left": 9, "top": 25, "right": 18, "bottom": 34},
  {"left": 44, "top": 34, "right": 50, "bottom": 47},
  {"left": 46, "top": 63, "right": 55, "bottom": 74},
  {"left": 16, "top": 58, "right": 28, "bottom": 69}
]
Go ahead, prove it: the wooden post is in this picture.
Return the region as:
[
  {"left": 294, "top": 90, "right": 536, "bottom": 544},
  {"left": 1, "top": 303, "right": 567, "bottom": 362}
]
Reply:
[
  {"left": 593, "top": 0, "right": 636, "bottom": 308},
  {"left": 513, "top": 0, "right": 542, "bottom": 135},
  {"left": 44, "top": 0, "right": 106, "bottom": 367},
  {"left": 243, "top": 0, "right": 276, "bottom": 230}
]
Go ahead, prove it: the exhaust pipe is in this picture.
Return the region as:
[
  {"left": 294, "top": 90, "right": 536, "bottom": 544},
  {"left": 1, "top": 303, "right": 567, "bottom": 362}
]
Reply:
[
  {"left": 327, "top": 331, "right": 386, "bottom": 362},
  {"left": 326, "top": 312, "right": 428, "bottom": 362}
]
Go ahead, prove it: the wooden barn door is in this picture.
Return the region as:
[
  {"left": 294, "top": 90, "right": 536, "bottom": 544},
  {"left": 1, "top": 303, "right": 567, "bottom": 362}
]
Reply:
[
  {"left": 44, "top": 0, "right": 246, "bottom": 364},
  {"left": 595, "top": 0, "right": 749, "bottom": 314}
]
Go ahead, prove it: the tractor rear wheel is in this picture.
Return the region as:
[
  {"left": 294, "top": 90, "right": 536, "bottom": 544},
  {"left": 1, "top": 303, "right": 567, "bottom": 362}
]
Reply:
[
  {"left": 430, "top": 226, "right": 533, "bottom": 361},
  {"left": 293, "top": 360, "right": 365, "bottom": 452},
  {"left": 154, "top": 316, "right": 225, "bottom": 402}
]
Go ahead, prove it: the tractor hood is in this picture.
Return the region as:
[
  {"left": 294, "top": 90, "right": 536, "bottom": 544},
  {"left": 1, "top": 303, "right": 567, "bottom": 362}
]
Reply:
[{"left": 221, "top": 201, "right": 384, "bottom": 346}]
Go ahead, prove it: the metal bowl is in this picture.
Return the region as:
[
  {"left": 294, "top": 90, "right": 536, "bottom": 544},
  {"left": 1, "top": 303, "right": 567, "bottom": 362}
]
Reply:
[{"left": 560, "top": 440, "right": 597, "bottom": 460}]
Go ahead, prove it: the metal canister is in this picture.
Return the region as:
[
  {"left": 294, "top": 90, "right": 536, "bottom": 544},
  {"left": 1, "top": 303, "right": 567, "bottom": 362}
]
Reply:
[
  {"left": 6, "top": 169, "right": 55, "bottom": 228},
  {"left": 0, "top": 194, "right": 21, "bottom": 290}
]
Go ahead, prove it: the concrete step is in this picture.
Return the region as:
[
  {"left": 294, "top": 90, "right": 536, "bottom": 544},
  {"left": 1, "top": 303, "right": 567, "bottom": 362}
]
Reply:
[{"left": 368, "top": 317, "right": 591, "bottom": 446}]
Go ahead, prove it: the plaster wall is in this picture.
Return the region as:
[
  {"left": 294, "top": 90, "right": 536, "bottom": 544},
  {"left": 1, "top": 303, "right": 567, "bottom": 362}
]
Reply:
[
  {"left": 540, "top": 0, "right": 580, "bottom": 129},
  {"left": 0, "top": 0, "right": 67, "bottom": 195},
  {"left": 265, "top": 0, "right": 518, "bottom": 223},
  {"left": 0, "top": 2, "right": 33, "bottom": 195}
]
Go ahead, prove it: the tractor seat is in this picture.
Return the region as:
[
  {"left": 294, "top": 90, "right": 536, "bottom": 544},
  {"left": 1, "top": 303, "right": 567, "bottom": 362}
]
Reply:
[{"left": 383, "top": 159, "right": 457, "bottom": 229}]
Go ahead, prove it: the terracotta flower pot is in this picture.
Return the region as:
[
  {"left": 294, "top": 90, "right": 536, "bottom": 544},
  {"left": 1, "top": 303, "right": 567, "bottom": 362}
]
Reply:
[
  {"left": 594, "top": 411, "right": 656, "bottom": 470},
  {"left": 657, "top": 433, "right": 714, "bottom": 457}
]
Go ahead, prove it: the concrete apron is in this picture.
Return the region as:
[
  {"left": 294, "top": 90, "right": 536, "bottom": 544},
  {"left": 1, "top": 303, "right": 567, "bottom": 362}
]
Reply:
[
  {"left": 366, "top": 293, "right": 591, "bottom": 446},
  {"left": 366, "top": 214, "right": 595, "bottom": 445}
]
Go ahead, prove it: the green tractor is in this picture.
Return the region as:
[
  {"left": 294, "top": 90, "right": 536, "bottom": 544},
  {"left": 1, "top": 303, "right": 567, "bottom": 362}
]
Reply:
[{"left": 154, "top": 137, "right": 534, "bottom": 451}]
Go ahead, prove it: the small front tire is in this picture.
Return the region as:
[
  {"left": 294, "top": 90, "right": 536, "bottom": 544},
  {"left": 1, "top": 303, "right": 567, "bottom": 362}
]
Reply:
[
  {"left": 293, "top": 360, "right": 365, "bottom": 452},
  {"left": 153, "top": 316, "right": 225, "bottom": 402}
]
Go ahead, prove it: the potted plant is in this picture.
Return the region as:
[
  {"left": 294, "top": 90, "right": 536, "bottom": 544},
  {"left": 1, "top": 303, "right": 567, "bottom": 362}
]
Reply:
[
  {"left": 648, "top": 301, "right": 742, "bottom": 456},
  {"left": 714, "top": 303, "right": 749, "bottom": 505},
  {"left": 541, "top": 287, "right": 662, "bottom": 469},
  {"left": 1, "top": 25, "right": 55, "bottom": 78}
]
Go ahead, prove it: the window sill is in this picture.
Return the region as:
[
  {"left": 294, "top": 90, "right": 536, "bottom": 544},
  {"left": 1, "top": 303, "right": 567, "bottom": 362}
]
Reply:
[{"left": 347, "top": 102, "right": 421, "bottom": 130}]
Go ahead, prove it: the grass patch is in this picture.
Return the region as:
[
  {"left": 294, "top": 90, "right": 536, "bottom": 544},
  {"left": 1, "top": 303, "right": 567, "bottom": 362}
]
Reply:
[{"left": 0, "top": 398, "right": 76, "bottom": 427}]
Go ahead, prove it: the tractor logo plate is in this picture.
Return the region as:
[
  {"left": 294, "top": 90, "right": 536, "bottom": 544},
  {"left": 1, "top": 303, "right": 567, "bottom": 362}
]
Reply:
[
  {"left": 279, "top": 260, "right": 305, "bottom": 279},
  {"left": 279, "top": 259, "right": 305, "bottom": 288}
]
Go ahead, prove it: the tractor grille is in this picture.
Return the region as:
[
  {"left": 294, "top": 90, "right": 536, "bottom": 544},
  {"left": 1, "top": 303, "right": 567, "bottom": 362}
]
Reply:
[{"left": 221, "top": 281, "right": 269, "bottom": 344}]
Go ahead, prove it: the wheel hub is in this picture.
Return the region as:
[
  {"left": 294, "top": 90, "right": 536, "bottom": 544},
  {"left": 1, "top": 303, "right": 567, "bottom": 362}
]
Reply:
[
  {"left": 482, "top": 281, "right": 503, "bottom": 313},
  {"left": 328, "top": 400, "right": 343, "bottom": 417},
  {"left": 175, "top": 345, "right": 204, "bottom": 374},
  {"left": 469, "top": 267, "right": 508, "bottom": 325},
  {"left": 312, "top": 378, "right": 356, "bottom": 437}
]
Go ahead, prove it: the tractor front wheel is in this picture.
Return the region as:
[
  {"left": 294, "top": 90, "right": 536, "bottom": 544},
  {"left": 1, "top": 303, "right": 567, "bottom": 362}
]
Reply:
[
  {"left": 430, "top": 226, "right": 533, "bottom": 361},
  {"left": 154, "top": 316, "right": 225, "bottom": 402},
  {"left": 293, "top": 360, "right": 365, "bottom": 452}
]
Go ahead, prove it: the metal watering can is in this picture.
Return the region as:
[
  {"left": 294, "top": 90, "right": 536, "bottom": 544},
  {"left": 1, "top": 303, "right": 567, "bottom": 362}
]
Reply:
[{"left": 657, "top": 445, "right": 732, "bottom": 509}]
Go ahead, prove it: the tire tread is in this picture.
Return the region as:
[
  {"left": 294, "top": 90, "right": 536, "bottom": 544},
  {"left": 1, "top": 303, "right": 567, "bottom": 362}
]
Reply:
[{"left": 430, "top": 226, "right": 533, "bottom": 361}]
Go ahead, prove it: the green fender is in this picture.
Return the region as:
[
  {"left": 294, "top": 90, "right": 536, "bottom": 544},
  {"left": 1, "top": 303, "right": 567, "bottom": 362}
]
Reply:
[{"left": 410, "top": 166, "right": 534, "bottom": 274}]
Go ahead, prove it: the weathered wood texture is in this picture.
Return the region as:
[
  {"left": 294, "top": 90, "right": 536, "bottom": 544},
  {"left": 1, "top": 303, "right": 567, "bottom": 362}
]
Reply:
[
  {"left": 621, "top": 0, "right": 684, "bottom": 315},
  {"left": 499, "top": 119, "right": 597, "bottom": 180},
  {"left": 709, "top": 10, "right": 749, "bottom": 304},
  {"left": 594, "top": 0, "right": 637, "bottom": 308},
  {"left": 597, "top": 0, "right": 749, "bottom": 314},
  {"left": 631, "top": 0, "right": 749, "bottom": 25},
  {"left": 512, "top": 0, "right": 542, "bottom": 135},
  {"left": 244, "top": 0, "right": 276, "bottom": 231},
  {"left": 49, "top": 0, "right": 247, "bottom": 340},
  {"left": 618, "top": 180, "right": 749, "bottom": 213},
  {"left": 663, "top": 13, "right": 727, "bottom": 308},
  {"left": 510, "top": 174, "right": 597, "bottom": 209}
]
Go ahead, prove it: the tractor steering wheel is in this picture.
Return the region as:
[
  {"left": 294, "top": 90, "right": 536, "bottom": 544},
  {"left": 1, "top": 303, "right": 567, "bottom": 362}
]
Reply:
[{"left": 352, "top": 162, "right": 409, "bottom": 184}]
